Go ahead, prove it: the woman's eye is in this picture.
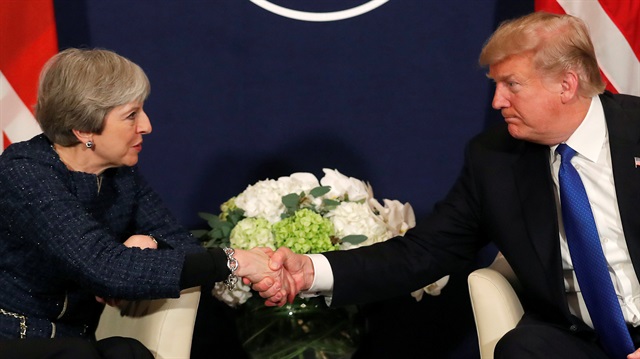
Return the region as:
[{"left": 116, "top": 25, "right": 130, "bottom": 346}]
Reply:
[{"left": 127, "top": 112, "right": 137, "bottom": 119}]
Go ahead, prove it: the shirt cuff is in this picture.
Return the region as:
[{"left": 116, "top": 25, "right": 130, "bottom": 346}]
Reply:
[{"left": 300, "top": 253, "right": 334, "bottom": 298}]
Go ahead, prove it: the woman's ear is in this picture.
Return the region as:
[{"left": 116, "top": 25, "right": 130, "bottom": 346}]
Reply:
[{"left": 72, "top": 129, "right": 93, "bottom": 147}]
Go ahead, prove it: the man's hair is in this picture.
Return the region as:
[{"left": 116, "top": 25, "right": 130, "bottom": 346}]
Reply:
[
  {"left": 35, "top": 48, "right": 151, "bottom": 146},
  {"left": 479, "top": 12, "right": 606, "bottom": 97}
]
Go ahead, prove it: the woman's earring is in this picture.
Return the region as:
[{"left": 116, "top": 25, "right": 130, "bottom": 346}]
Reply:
[{"left": 85, "top": 141, "right": 94, "bottom": 148}]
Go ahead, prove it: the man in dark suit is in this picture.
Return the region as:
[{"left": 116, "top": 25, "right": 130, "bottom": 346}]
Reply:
[{"left": 254, "top": 12, "right": 640, "bottom": 358}]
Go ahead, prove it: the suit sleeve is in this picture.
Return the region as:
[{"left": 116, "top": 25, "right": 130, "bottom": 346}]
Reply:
[{"left": 324, "top": 142, "right": 490, "bottom": 307}]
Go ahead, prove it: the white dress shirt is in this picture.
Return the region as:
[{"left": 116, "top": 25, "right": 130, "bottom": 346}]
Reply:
[
  {"left": 306, "top": 97, "right": 640, "bottom": 326},
  {"left": 551, "top": 95, "right": 640, "bottom": 328}
]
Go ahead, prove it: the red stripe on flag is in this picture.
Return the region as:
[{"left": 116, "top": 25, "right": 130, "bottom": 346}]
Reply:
[
  {"left": 533, "top": 0, "right": 636, "bottom": 94},
  {"left": 600, "top": 72, "right": 619, "bottom": 94},
  {"left": 2, "top": 132, "right": 10, "bottom": 151},
  {"left": 534, "top": 0, "right": 565, "bottom": 14},
  {"left": 0, "top": 0, "right": 58, "bottom": 114},
  {"left": 598, "top": 0, "right": 640, "bottom": 62}
]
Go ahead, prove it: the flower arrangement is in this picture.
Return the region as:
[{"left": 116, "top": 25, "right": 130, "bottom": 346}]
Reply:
[{"left": 195, "top": 168, "right": 448, "bottom": 307}]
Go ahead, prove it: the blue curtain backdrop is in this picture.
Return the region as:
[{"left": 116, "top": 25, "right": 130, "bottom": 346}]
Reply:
[{"left": 53, "top": 1, "right": 533, "bottom": 357}]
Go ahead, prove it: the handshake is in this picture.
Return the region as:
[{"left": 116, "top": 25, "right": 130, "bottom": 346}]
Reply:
[{"left": 233, "top": 247, "right": 317, "bottom": 307}]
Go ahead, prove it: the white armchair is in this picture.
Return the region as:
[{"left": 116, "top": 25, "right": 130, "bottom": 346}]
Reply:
[
  {"left": 95, "top": 286, "right": 201, "bottom": 359},
  {"left": 468, "top": 254, "right": 524, "bottom": 359}
]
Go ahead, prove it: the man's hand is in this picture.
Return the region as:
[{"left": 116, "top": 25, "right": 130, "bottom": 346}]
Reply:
[
  {"left": 628, "top": 348, "right": 640, "bottom": 359},
  {"left": 233, "top": 247, "right": 293, "bottom": 307},
  {"left": 251, "top": 247, "right": 315, "bottom": 305}
]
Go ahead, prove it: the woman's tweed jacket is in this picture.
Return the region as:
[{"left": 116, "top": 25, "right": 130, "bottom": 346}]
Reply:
[{"left": 0, "top": 135, "right": 205, "bottom": 339}]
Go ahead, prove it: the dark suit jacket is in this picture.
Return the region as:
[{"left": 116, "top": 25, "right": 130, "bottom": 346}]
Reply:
[{"left": 324, "top": 92, "right": 640, "bottom": 331}]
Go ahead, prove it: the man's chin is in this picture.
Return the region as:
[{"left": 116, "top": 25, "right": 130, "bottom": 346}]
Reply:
[{"left": 507, "top": 124, "right": 524, "bottom": 139}]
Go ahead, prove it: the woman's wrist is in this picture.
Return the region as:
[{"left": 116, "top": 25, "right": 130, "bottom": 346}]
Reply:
[
  {"left": 180, "top": 248, "right": 227, "bottom": 289},
  {"left": 222, "top": 247, "right": 238, "bottom": 290}
]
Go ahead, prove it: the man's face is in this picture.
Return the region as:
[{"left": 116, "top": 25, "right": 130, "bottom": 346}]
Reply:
[{"left": 488, "top": 54, "right": 566, "bottom": 145}]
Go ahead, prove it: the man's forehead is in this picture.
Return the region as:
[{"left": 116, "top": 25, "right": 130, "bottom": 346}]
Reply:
[
  {"left": 488, "top": 55, "right": 531, "bottom": 80},
  {"left": 487, "top": 65, "right": 515, "bottom": 81}
]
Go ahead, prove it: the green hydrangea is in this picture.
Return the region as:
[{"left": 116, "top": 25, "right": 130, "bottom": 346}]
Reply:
[
  {"left": 219, "top": 197, "right": 237, "bottom": 221},
  {"left": 230, "top": 217, "right": 276, "bottom": 250},
  {"left": 272, "top": 209, "right": 338, "bottom": 254}
]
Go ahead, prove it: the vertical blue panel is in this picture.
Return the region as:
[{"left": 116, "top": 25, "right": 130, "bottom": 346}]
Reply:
[{"left": 65, "top": 1, "right": 498, "bottom": 228}]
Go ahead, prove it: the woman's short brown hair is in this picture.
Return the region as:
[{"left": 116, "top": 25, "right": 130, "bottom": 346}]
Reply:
[
  {"left": 479, "top": 12, "right": 606, "bottom": 97},
  {"left": 35, "top": 48, "right": 150, "bottom": 146}
]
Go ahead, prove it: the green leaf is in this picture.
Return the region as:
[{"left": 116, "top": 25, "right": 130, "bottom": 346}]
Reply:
[
  {"left": 210, "top": 222, "right": 233, "bottom": 239},
  {"left": 309, "top": 186, "right": 331, "bottom": 198},
  {"left": 279, "top": 213, "right": 287, "bottom": 221},
  {"left": 341, "top": 235, "right": 368, "bottom": 245},
  {"left": 323, "top": 199, "right": 340, "bottom": 206},
  {"left": 226, "top": 209, "right": 245, "bottom": 225},
  {"left": 190, "top": 229, "right": 209, "bottom": 239},
  {"left": 322, "top": 198, "right": 340, "bottom": 211},
  {"left": 198, "top": 212, "right": 218, "bottom": 222},
  {"left": 282, "top": 193, "right": 301, "bottom": 214},
  {"left": 204, "top": 237, "right": 230, "bottom": 248},
  {"left": 203, "top": 215, "right": 221, "bottom": 228}
]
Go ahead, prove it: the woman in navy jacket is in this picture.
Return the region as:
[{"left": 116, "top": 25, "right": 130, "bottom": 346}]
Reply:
[{"left": 0, "top": 48, "right": 287, "bottom": 358}]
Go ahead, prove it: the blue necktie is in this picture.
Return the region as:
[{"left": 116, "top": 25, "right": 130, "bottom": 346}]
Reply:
[{"left": 557, "top": 144, "right": 634, "bottom": 358}]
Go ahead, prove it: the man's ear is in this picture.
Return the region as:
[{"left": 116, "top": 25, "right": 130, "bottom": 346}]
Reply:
[{"left": 560, "top": 70, "right": 580, "bottom": 103}]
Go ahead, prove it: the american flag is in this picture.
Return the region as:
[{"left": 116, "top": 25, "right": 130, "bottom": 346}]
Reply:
[
  {"left": 535, "top": 0, "right": 640, "bottom": 96},
  {"left": 0, "top": 0, "right": 57, "bottom": 154}
]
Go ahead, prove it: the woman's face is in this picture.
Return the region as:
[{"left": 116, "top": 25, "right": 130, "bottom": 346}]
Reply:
[{"left": 91, "top": 101, "right": 151, "bottom": 170}]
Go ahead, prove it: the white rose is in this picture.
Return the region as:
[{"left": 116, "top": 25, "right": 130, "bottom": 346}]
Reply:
[
  {"left": 326, "top": 202, "right": 392, "bottom": 250},
  {"left": 288, "top": 172, "right": 321, "bottom": 192},
  {"left": 369, "top": 198, "right": 416, "bottom": 236},
  {"left": 235, "top": 179, "right": 285, "bottom": 223},
  {"left": 320, "top": 169, "right": 370, "bottom": 202},
  {"left": 211, "top": 282, "right": 252, "bottom": 307},
  {"left": 411, "top": 276, "right": 451, "bottom": 301},
  {"left": 235, "top": 174, "right": 321, "bottom": 223}
]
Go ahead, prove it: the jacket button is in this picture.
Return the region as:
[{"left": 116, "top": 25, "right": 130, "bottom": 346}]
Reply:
[{"left": 569, "top": 325, "right": 578, "bottom": 332}]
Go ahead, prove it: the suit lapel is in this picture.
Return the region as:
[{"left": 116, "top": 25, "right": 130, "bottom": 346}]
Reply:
[
  {"left": 604, "top": 95, "right": 640, "bottom": 272},
  {"left": 513, "top": 142, "right": 565, "bottom": 293}
]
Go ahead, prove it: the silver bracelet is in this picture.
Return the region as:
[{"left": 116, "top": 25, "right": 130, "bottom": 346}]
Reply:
[{"left": 223, "top": 247, "right": 239, "bottom": 291}]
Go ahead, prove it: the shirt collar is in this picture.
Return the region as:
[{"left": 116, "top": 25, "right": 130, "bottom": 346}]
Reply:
[{"left": 552, "top": 95, "right": 606, "bottom": 162}]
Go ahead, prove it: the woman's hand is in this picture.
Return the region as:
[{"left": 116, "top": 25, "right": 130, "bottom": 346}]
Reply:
[
  {"left": 96, "top": 234, "right": 158, "bottom": 306},
  {"left": 95, "top": 296, "right": 121, "bottom": 307},
  {"left": 123, "top": 234, "right": 158, "bottom": 250},
  {"left": 233, "top": 247, "right": 297, "bottom": 307}
]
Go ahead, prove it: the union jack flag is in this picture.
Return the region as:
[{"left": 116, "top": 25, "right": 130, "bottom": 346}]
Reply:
[{"left": 0, "top": 0, "right": 57, "bottom": 154}]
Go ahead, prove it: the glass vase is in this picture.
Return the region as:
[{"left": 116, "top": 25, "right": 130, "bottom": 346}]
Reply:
[{"left": 236, "top": 295, "right": 364, "bottom": 359}]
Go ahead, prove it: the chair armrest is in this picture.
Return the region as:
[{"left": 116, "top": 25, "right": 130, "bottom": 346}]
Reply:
[
  {"left": 468, "top": 268, "right": 524, "bottom": 359},
  {"left": 95, "top": 286, "right": 201, "bottom": 359}
]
